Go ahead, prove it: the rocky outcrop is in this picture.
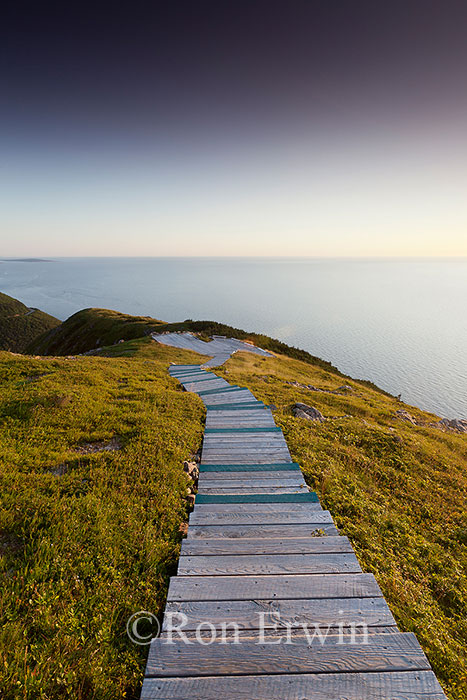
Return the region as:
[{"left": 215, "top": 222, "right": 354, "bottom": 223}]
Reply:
[
  {"left": 286, "top": 381, "right": 353, "bottom": 395},
  {"left": 438, "top": 418, "right": 467, "bottom": 434},
  {"left": 394, "top": 409, "right": 417, "bottom": 425},
  {"left": 292, "top": 403, "right": 326, "bottom": 422}
]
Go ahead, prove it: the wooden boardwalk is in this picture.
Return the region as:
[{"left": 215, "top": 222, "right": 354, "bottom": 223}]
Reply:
[
  {"left": 151, "top": 332, "right": 271, "bottom": 367},
  {"left": 141, "top": 362, "right": 447, "bottom": 699}
]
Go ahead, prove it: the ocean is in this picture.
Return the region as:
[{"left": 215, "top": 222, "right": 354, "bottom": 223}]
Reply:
[{"left": 1, "top": 257, "right": 466, "bottom": 419}]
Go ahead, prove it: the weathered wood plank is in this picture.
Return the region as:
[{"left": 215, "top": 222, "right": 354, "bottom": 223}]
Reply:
[
  {"left": 162, "top": 596, "right": 395, "bottom": 631},
  {"left": 181, "top": 535, "right": 352, "bottom": 556},
  {"left": 198, "top": 477, "right": 306, "bottom": 487},
  {"left": 198, "top": 474, "right": 304, "bottom": 483},
  {"left": 177, "top": 552, "right": 361, "bottom": 576},
  {"left": 191, "top": 502, "right": 322, "bottom": 513},
  {"left": 198, "top": 386, "right": 247, "bottom": 396},
  {"left": 205, "top": 427, "right": 282, "bottom": 434},
  {"left": 141, "top": 670, "right": 447, "bottom": 700},
  {"left": 146, "top": 632, "right": 427, "bottom": 677},
  {"left": 167, "top": 573, "right": 383, "bottom": 601},
  {"left": 204, "top": 403, "right": 266, "bottom": 410},
  {"left": 197, "top": 486, "right": 306, "bottom": 495},
  {"left": 187, "top": 521, "right": 336, "bottom": 534}
]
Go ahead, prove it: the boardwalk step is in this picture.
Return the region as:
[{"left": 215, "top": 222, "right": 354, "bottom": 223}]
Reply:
[
  {"left": 199, "top": 463, "right": 300, "bottom": 472},
  {"left": 205, "top": 427, "right": 282, "bottom": 434},
  {"left": 163, "top": 596, "right": 396, "bottom": 631},
  {"left": 146, "top": 633, "right": 428, "bottom": 677},
  {"left": 141, "top": 670, "right": 446, "bottom": 700},
  {"left": 195, "top": 493, "right": 318, "bottom": 504},
  {"left": 167, "top": 573, "right": 383, "bottom": 601},
  {"left": 177, "top": 552, "right": 362, "bottom": 576},
  {"left": 186, "top": 522, "right": 338, "bottom": 535},
  {"left": 205, "top": 402, "right": 266, "bottom": 410},
  {"left": 181, "top": 535, "right": 352, "bottom": 556}
]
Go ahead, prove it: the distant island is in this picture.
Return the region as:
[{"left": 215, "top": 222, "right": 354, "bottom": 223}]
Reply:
[{"left": 0, "top": 258, "right": 55, "bottom": 263}]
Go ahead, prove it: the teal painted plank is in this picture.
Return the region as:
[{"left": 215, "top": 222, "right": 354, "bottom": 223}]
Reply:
[
  {"left": 169, "top": 366, "right": 202, "bottom": 371},
  {"left": 199, "top": 462, "right": 300, "bottom": 472},
  {"left": 171, "top": 372, "right": 207, "bottom": 378},
  {"left": 205, "top": 403, "right": 265, "bottom": 410},
  {"left": 197, "top": 386, "right": 245, "bottom": 396},
  {"left": 195, "top": 492, "right": 318, "bottom": 504},
  {"left": 204, "top": 427, "right": 282, "bottom": 434}
]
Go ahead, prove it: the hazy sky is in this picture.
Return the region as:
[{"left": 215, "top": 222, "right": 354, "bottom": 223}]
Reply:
[{"left": 1, "top": 1, "right": 467, "bottom": 257}]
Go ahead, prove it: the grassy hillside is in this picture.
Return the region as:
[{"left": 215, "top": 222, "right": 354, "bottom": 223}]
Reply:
[
  {"left": 216, "top": 351, "right": 467, "bottom": 700},
  {"left": 1, "top": 311, "right": 466, "bottom": 699},
  {"left": 27, "top": 307, "right": 166, "bottom": 356},
  {"left": 0, "top": 339, "right": 207, "bottom": 699},
  {"left": 0, "top": 292, "right": 60, "bottom": 352},
  {"left": 29, "top": 308, "right": 392, "bottom": 396}
]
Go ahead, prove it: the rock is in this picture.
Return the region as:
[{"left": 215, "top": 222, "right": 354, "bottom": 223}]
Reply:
[
  {"left": 337, "top": 385, "right": 353, "bottom": 391},
  {"left": 394, "top": 409, "right": 416, "bottom": 425},
  {"left": 438, "top": 418, "right": 467, "bottom": 433},
  {"left": 292, "top": 403, "right": 326, "bottom": 422},
  {"left": 183, "top": 461, "right": 199, "bottom": 477},
  {"left": 186, "top": 494, "right": 196, "bottom": 506}
]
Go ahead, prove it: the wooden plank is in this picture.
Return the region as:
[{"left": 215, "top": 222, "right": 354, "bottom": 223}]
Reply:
[
  {"left": 201, "top": 457, "right": 293, "bottom": 465},
  {"left": 198, "top": 474, "right": 302, "bottom": 482},
  {"left": 162, "top": 596, "right": 396, "bottom": 631},
  {"left": 146, "top": 632, "right": 428, "bottom": 677},
  {"left": 197, "top": 478, "right": 306, "bottom": 487},
  {"left": 204, "top": 402, "right": 266, "bottom": 410},
  {"left": 174, "top": 597, "right": 394, "bottom": 628},
  {"left": 191, "top": 502, "right": 321, "bottom": 512},
  {"left": 205, "top": 427, "right": 282, "bottom": 434},
  {"left": 195, "top": 493, "right": 318, "bottom": 504},
  {"left": 197, "top": 487, "right": 306, "bottom": 495},
  {"left": 168, "top": 573, "right": 383, "bottom": 601},
  {"left": 197, "top": 386, "right": 245, "bottom": 395},
  {"left": 198, "top": 476, "right": 305, "bottom": 486},
  {"left": 181, "top": 535, "right": 352, "bottom": 556},
  {"left": 205, "top": 418, "right": 274, "bottom": 425},
  {"left": 187, "top": 521, "right": 337, "bottom": 534},
  {"left": 199, "top": 463, "right": 299, "bottom": 472},
  {"left": 177, "top": 553, "right": 361, "bottom": 576},
  {"left": 141, "top": 670, "right": 447, "bottom": 700}
]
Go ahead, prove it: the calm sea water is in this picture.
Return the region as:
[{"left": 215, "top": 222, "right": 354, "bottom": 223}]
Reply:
[{"left": 1, "top": 257, "right": 466, "bottom": 419}]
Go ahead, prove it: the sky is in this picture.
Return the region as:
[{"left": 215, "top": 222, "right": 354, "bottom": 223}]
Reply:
[{"left": 1, "top": 0, "right": 467, "bottom": 257}]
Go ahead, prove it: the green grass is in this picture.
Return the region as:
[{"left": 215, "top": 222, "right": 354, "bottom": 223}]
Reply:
[
  {"left": 26, "top": 308, "right": 167, "bottom": 356},
  {"left": 216, "top": 351, "right": 467, "bottom": 700},
  {"left": 0, "top": 292, "right": 60, "bottom": 353},
  {"left": 0, "top": 339, "right": 207, "bottom": 699}
]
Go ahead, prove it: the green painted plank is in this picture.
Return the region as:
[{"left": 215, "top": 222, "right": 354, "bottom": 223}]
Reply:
[
  {"left": 195, "top": 492, "right": 318, "bottom": 504},
  {"left": 199, "top": 462, "right": 300, "bottom": 472},
  {"left": 169, "top": 366, "right": 202, "bottom": 370},
  {"left": 205, "top": 402, "right": 265, "bottom": 410},
  {"left": 204, "top": 427, "right": 282, "bottom": 434},
  {"left": 171, "top": 372, "right": 208, "bottom": 378},
  {"left": 197, "top": 386, "right": 245, "bottom": 396}
]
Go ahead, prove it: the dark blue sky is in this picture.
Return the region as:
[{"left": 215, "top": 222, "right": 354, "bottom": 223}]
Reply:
[{"left": 2, "top": 0, "right": 467, "bottom": 255}]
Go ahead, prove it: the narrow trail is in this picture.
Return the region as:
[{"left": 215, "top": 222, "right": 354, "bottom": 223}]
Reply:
[{"left": 141, "top": 348, "right": 447, "bottom": 699}]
